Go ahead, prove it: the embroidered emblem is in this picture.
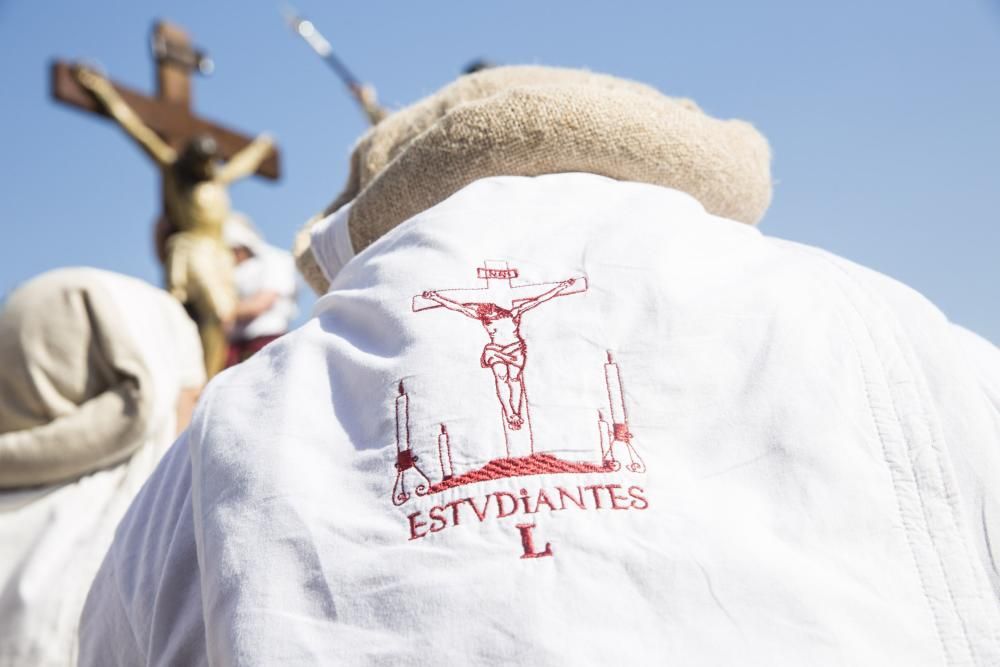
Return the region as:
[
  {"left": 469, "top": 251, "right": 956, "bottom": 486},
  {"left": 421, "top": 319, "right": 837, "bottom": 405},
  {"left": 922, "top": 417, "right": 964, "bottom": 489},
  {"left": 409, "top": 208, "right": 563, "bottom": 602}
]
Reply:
[
  {"left": 414, "top": 259, "right": 587, "bottom": 453},
  {"left": 392, "top": 260, "right": 649, "bottom": 556}
]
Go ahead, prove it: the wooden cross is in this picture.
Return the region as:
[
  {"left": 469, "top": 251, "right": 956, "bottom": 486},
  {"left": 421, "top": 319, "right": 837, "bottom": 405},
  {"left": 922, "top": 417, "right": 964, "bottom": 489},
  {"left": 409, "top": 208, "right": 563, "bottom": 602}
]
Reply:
[{"left": 50, "top": 21, "right": 281, "bottom": 257}]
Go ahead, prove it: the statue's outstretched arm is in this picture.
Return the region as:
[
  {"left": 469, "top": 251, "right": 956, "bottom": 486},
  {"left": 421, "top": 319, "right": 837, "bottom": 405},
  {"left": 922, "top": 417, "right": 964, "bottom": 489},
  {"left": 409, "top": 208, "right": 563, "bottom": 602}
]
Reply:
[
  {"left": 75, "top": 67, "right": 177, "bottom": 167},
  {"left": 215, "top": 134, "right": 274, "bottom": 185}
]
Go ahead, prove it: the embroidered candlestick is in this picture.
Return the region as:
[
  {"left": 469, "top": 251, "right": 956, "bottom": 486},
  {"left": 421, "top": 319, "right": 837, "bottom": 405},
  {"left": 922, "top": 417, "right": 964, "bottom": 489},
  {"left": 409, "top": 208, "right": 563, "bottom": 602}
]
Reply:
[
  {"left": 603, "top": 352, "right": 646, "bottom": 473},
  {"left": 604, "top": 352, "right": 630, "bottom": 441},
  {"left": 391, "top": 381, "right": 430, "bottom": 505},
  {"left": 438, "top": 423, "right": 454, "bottom": 480}
]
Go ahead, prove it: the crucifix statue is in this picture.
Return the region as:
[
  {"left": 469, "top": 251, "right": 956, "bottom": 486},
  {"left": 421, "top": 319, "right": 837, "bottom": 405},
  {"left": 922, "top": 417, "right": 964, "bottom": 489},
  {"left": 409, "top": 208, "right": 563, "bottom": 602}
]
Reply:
[
  {"left": 51, "top": 22, "right": 281, "bottom": 376},
  {"left": 413, "top": 261, "right": 588, "bottom": 457}
]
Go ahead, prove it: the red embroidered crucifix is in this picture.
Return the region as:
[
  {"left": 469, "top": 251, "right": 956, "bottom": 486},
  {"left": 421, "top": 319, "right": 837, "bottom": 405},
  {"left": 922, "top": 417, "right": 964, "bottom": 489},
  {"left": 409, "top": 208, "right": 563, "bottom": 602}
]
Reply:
[{"left": 413, "top": 260, "right": 587, "bottom": 457}]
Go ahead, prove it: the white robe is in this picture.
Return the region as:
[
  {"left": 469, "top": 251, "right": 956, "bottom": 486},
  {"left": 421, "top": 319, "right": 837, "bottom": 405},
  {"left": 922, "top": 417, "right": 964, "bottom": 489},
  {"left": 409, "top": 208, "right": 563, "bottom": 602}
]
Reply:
[
  {"left": 79, "top": 174, "right": 1000, "bottom": 665},
  {"left": 0, "top": 270, "right": 204, "bottom": 666}
]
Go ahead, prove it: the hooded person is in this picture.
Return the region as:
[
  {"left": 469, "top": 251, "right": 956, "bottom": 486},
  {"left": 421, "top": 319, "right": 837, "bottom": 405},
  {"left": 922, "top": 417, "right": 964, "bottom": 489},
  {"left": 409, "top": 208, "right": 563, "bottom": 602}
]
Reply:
[
  {"left": 0, "top": 268, "right": 205, "bottom": 666},
  {"left": 222, "top": 213, "right": 299, "bottom": 367},
  {"left": 73, "top": 65, "right": 276, "bottom": 379},
  {"left": 79, "top": 66, "right": 1000, "bottom": 665}
]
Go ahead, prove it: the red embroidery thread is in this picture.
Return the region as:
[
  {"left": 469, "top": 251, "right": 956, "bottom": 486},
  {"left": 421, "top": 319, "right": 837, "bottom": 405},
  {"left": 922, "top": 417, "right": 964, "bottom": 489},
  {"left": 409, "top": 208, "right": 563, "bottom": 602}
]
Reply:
[
  {"left": 516, "top": 523, "right": 554, "bottom": 559},
  {"left": 477, "top": 266, "right": 519, "bottom": 280},
  {"left": 602, "top": 352, "right": 646, "bottom": 473},
  {"left": 556, "top": 485, "right": 586, "bottom": 510},
  {"left": 428, "top": 506, "right": 447, "bottom": 533},
  {"left": 607, "top": 483, "right": 631, "bottom": 510},
  {"left": 414, "top": 260, "right": 587, "bottom": 457},
  {"left": 392, "top": 382, "right": 431, "bottom": 506},
  {"left": 534, "top": 488, "right": 557, "bottom": 512},
  {"left": 405, "top": 484, "right": 652, "bottom": 541},
  {"left": 628, "top": 485, "right": 649, "bottom": 510},
  {"left": 437, "top": 424, "right": 455, "bottom": 481},
  {"left": 466, "top": 495, "right": 491, "bottom": 522},
  {"left": 495, "top": 492, "right": 518, "bottom": 518},
  {"left": 407, "top": 511, "right": 428, "bottom": 540},
  {"left": 584, "top": 484, "right": 606, "bottom": 509},
  {"left": 391, "top": 262, "right": 648, "bottom": 509},
  {"left": 425, "top": 453, "right": 615, "bottom": 495}
]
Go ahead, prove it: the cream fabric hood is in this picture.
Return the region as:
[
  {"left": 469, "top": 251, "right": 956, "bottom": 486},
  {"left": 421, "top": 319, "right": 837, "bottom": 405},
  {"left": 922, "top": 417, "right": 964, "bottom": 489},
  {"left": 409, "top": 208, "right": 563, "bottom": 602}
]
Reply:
[
  {"left": 0, "top": 269, "right": 175, "bottom": 487},
  {"left": 0, "top": 268, "right": 204, "bottom": 666}
]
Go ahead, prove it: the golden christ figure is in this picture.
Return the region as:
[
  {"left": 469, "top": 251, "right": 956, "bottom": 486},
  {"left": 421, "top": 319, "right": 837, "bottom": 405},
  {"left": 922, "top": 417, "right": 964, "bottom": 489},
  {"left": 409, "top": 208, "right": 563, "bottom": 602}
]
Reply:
[{"left": 75, "top": 66, "right": 275, "bottom": 375}]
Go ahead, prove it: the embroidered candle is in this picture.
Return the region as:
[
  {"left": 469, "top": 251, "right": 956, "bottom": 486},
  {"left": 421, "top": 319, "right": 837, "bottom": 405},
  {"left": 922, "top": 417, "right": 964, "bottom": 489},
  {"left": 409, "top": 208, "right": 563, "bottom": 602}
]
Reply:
[
  {"left": 438, "top": 424, "right": 454, "bottom": 480},
  {"left": 395, "top": 382, "right": 409, "bottom": 453},
  {"left": 604, "top": 352, "right": 628, "bottom": 439}
]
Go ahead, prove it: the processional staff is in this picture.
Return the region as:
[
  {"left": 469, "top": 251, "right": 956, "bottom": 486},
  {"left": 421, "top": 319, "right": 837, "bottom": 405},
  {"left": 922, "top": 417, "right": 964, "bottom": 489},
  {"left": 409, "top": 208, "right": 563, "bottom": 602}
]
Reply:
[{"left": 282, "top": 6, "right": 389, "bottom": 125}]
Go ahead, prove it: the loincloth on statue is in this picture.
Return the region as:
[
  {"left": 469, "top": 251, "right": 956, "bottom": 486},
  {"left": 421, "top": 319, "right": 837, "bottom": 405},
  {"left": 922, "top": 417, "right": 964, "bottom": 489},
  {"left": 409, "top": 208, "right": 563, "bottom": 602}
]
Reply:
[
  {"left": 164, "top": 232, "right": 237, "bottom": 376},
  {"left": 480, "top": 341, "right": 525, "bottom": 369},
  {"left": 164, "top": 232, "right": 237, "bottom": 322}
]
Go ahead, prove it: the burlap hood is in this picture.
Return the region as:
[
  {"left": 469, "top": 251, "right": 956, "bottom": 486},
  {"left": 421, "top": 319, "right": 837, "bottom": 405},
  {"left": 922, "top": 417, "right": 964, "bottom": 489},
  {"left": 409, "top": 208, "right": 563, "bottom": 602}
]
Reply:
[
  {"left": 294, "top": 65, "right": 773, "bottom": 294},
  {"left": 0, "top": 270, "right": 157, "bottom": 488}
]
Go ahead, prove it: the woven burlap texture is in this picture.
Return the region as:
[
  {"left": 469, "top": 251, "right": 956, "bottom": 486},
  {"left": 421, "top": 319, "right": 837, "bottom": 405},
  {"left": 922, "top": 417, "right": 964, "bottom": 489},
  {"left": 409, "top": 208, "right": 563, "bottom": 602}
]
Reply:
[{"left": 295, "top": 65, "right": 772, "bottom": 294}]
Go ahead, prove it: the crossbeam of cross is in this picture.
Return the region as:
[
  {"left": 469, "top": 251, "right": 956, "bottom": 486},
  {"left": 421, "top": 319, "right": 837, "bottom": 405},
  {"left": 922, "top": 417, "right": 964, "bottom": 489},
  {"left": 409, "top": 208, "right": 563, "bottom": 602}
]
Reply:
[
  {"left": 51, "top": 22, "right": 280, "bottom": 178},
  {"left": 51, "top": 21, "right": 281, "bottom": 263}
]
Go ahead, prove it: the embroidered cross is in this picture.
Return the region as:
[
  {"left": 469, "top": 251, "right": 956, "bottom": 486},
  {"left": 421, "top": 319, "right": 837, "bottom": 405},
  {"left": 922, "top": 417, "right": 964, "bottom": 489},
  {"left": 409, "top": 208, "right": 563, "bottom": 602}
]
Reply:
[{"left": 413, "top": 260, "right": 587, "bottom": 457}]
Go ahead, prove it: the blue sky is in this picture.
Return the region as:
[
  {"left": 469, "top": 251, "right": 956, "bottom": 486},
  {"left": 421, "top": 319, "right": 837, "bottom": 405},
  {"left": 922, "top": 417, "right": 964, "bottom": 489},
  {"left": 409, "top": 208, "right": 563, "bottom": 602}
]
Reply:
[{"left": 1, "top": 0, "right": 998, "bottom": 341}]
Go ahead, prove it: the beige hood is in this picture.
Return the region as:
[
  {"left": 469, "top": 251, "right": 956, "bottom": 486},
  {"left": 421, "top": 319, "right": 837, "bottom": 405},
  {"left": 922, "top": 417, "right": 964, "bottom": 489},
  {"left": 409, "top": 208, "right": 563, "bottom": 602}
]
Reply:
[
  {"left": 0, "top": 270, "right": 156, "bottom": 488},
  {"left": 294, "top": 65, "right": 773, "bottom": 294}
]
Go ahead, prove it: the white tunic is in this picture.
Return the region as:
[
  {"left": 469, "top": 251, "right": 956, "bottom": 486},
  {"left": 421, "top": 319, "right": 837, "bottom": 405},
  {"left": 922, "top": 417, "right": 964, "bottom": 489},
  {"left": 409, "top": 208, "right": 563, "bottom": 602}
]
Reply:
[
  {"left": 79, "top": 174, "right": 1000, "bottom": 665},
  {"left": 0, "top": 270, "right": 204, "bottom": 666}
]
